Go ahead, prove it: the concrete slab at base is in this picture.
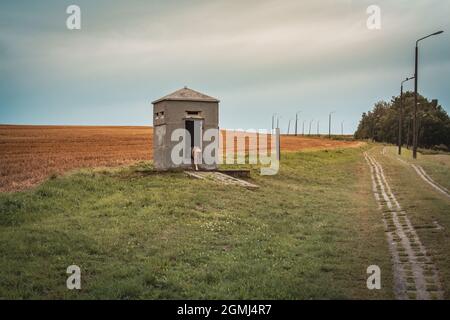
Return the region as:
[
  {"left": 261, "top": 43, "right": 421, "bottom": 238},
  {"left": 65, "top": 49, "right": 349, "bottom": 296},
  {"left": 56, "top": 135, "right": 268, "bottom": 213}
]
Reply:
[{"left": 185, "top": 171, "right": 258, "bottom": 189}]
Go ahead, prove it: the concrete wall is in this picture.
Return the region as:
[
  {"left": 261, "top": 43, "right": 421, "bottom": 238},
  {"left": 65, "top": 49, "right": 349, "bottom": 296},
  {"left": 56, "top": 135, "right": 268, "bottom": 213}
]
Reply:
[{"left": 153, "top": 100, "right": 219, "bottom": 170}]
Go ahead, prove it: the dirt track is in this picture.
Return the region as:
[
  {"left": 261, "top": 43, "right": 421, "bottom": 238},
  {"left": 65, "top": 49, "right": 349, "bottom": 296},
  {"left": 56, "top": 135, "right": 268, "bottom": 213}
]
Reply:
[
  {"left": 365, "top": 149, "right": 443, "bottom": 299},
  {"left": 0, "top": 125, "right": 361, "bottom": 192}
]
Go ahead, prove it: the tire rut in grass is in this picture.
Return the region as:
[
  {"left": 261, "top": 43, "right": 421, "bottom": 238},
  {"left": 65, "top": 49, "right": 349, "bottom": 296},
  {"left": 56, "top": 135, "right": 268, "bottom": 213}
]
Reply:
[
  {"left": 385, "top": 149, "right": 450, "bottom": 200},
  {"left": 410, "top": 164, "right": 450, "bottom": 200},
  {"left": 364, "top": 151, "right": 443, "bottom": 300}
]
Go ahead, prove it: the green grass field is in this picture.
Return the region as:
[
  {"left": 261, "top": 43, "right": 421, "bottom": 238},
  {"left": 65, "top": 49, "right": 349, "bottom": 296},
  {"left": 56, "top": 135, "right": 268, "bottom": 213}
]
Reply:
[{"left": 0, "top": 146, "right": 396, "bottom": 299}]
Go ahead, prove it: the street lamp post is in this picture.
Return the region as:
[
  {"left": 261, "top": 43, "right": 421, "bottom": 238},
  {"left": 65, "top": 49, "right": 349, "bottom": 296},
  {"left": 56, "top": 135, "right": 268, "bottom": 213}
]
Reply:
[
  {"left": 413, "top": 30, "right": 444, "bottom": 159},
  {"left": 398, "top": 77, "right": 414, "bottom": 155},
  {"left": 295, "top": 111, "right": 301, "bottom": 136},
  {"left": 406, "top": 116, "right": 411, "bottom": 149},
  {"left": 328, "top": 111, "right": 335, "bottom": 138}
]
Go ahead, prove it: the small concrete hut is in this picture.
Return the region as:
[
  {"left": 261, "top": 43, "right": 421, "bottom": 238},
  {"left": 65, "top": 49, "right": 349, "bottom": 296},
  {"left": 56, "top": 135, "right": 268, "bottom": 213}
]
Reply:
[{"left": 152, "top": 87, "right": 219, "bottom": 171}]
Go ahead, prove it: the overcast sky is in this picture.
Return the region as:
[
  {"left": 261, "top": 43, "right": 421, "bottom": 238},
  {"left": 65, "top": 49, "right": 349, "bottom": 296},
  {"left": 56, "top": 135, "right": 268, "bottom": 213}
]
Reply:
[{"left": 0, "top": 0, "right": 449, "bottom": 133}]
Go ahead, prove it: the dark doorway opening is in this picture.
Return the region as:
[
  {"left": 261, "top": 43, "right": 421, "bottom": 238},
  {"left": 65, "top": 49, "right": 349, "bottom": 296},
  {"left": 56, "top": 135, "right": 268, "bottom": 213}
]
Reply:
[{"left": 185, "top": 120, "right": 195, "bottom": 151}]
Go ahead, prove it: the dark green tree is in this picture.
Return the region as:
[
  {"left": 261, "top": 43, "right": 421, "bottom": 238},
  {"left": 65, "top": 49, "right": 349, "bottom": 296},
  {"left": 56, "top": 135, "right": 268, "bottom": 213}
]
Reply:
[{"left": 355, "top": 93, "right": 450, "bottom": 150}]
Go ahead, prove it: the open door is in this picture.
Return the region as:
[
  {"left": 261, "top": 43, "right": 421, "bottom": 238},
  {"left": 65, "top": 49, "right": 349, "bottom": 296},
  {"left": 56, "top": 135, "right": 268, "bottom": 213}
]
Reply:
[{"left": 185, "top": 119, "right": 203, "bottom": 161}]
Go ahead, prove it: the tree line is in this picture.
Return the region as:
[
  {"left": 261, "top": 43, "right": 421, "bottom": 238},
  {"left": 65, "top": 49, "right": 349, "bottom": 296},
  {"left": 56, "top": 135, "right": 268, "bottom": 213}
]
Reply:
[{"left": 354, "top": 92, "right": 450, "bottom": 151}]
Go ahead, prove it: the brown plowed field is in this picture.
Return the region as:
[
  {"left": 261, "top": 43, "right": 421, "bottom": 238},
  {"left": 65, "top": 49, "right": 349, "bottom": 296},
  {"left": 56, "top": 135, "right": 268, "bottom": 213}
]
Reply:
[{"left": 0, "top": 125, "right": 361, "bottom": 192}]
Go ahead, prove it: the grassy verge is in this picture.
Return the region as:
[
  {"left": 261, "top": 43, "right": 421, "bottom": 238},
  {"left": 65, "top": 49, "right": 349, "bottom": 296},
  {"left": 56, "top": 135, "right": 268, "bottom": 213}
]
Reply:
[
  {"left": 0, "top": 147, "right": 393, "bottom": 299},
  {"left": 375, "top": 146, "right": 450, "bottom": 298},
  {"left": 392, "top": 146, "right": 450, "bottom": 191}
]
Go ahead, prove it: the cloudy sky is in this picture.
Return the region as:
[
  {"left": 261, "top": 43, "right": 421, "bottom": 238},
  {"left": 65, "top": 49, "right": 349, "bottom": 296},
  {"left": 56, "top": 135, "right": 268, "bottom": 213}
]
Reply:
[{"left": 1, "top": 0, "right": 449, "bottom": 133}]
